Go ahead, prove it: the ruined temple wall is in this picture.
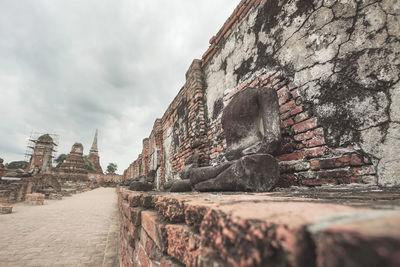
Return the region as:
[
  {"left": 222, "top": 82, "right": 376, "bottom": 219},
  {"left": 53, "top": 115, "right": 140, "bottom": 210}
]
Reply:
[
  {"left": 148, "top": 119, "right": 163, "bottom": 189},
  {"left": 125, "top": 0, "right": 399, "bottom": 187},
  {"left": 202, "top": 0, "right": 399, "bottom": 187},
  {"left": 132, "top": 60, "right": 208, "bottom": 187}
]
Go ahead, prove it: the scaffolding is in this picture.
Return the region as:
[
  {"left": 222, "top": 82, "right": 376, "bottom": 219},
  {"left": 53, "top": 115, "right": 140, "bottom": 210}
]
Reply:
[{"left": 24, "top": 131, "right": 60, "bottom": 162}]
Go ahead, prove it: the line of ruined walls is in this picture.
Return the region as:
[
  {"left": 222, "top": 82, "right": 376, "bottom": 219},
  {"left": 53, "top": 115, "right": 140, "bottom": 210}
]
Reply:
[
  {"left": 124, "top": 0, "right": 400, "bottom": 188},
  {"left": 123, "top": 0, "right": 265, "bottom": 187},
  {"left": 124, "top": 60, "right": 209, "bottom": 188}
]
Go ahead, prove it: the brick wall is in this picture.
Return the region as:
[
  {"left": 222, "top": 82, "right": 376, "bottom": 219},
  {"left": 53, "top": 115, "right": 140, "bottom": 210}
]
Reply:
[
  {"left": 124, "top": 0, "right": 399, "bottom": 187},
  {"left": 222, "top": 72, "right": 374, "bottom": 187},
  {"left": 125, "top": 60, "right": 208, "bottom": 188},
  {"left": 118, "top": 187, "right": 400, "bottom": 267},
  {"left": 0, "top": 179, "right": 34, "bottom": 204}
]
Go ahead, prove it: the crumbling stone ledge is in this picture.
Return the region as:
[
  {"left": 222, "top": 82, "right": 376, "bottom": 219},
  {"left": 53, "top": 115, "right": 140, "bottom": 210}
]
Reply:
[{"left": 118, "top": 186, "right": 400, "bottom": 267}]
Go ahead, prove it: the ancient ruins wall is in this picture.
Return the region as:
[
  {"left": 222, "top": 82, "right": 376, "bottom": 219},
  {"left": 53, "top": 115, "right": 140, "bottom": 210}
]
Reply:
[
  {"left": 0, "top": 180, "right": 33, "bottom": 204},
  {"left": 124, "top": 60, "right": 209, "bottom": 187},
  {"left": 124, "top": 0, "right": 399, "bottom": 187},
  {"left": 203, "top": 0, "right": 399, "bottom": 187},
  {"left": 118, "top": 187, "right": 400, "bottom": 267},
  {"left": 147, "top": 119, "right": 163, "bottom": 189},
  {"left": 160, "top": 60, "right": 209, "bottom": 185}
]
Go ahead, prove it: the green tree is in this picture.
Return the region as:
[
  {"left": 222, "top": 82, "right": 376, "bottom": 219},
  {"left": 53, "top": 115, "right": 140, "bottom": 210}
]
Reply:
[
  {"left": 106, "top": 163, "right": 117, "bottom": 174},
  {"left": 54, "top": 154, "right": 67, "bottom": 169},
  {"left": 7, "top": 161, "right": 28, "bottom": 169},
  {"left": 83, "top": 155, "right": 96, "bottom": 172}
]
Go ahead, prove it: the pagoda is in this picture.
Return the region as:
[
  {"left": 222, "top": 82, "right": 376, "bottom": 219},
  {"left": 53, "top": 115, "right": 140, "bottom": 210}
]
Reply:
[{"left": 88, "top": 129, "right": 103, "bottom": 174}]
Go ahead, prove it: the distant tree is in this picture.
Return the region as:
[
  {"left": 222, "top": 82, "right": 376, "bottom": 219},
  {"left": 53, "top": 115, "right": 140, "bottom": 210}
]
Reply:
[
  {"left": 83, "top": 155, "right": 96, "bottom": 172},
  {"left": 106, "top": 163, "right": 117, "bottom": 174},
  {"left": 54, "top": 154, "right": 67, "bottom": 169},
  {"left": 7, "top": 161, "right": 28, "bottom": 170}
]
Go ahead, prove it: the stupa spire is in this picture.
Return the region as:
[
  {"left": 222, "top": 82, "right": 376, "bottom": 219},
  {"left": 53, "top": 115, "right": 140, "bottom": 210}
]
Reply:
[
  {"left": 89, "top": 129, "right": 99, "bottom": 156},
  {"left": 88, "top": 129, "right": 103, "bottom": 174}
]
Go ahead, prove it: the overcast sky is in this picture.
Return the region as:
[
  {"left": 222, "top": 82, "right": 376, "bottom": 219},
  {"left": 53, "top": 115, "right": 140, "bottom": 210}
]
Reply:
[{"left": 0, "top": 0, "right": 238, "bottom": 173}]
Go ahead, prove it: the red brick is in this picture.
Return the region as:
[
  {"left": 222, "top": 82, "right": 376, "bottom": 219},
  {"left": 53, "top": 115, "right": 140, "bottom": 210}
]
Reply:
[
  {"left": 293, "top": 118, "right": 318, "bottom": 133},
  {"left": 291, "top": 90, "right": 299, "bottom": 99},
  {"left": 279, "top": 100, "right": 296, "bottom": 113},
  {"left": 352, "top": 165, "right": 376, "bottom": 176},
  {"left": 350, "top": 154, "right": 364, "bottom": 166},
  {"left": 165, "top": 224, "right": 201, "bottom": 266},
  {"left": 281, "top": 118, "right": 295, "bottom": 128},
  {"left": 305, "top": 137, "right": 325, "bottom": 148},
  {"left": 141, "top": 210, "right": 166, "bottom": 251},
  {"left": 250, "top": 78, "right": 259, "bottom": 87},
  {"left": 276, "top": 151, "right": 305, "bottom": 162},
  {"left": 279, "top": 93, "right": 290, "bottom": 105},
  {"left": 270, "top": 71, "right": 281, "bottom": 81},
  {"left": 294, "top": 111, "right": 310, "bottom": 123},
  {"left": 305, "top": 147, "right": 327, "bottom": 158},
  {"left": 280, "top": 111, "right": 292, "bottom": 120},
  {"left": 296, "top": 143, "right": 306, "bottom": 149},
  {"left": 290, "top": 106, "right": 303, "bottom": 116},
  {"left": 276, "top": 174, "right": 298, "bottom": 187},
  {"left": 317, "top": 169, "right": 352, "bottom": 179},
  {"left": 309, "top": 154, "right": 366, "bottom": 170},
  {"left": 310, "top": 160, "right": 321, "bottom": 170},
  {"left": 294, "top": 131, "right": 315, "bottom": 141},
  {"left": 277, "top": 86, "right": 289, "bottom": 97}
]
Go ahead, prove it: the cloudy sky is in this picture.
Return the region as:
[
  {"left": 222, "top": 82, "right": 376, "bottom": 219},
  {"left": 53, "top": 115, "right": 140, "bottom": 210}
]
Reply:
[{"left": 0, "top": 0, "right": 238, "bottom": 173}]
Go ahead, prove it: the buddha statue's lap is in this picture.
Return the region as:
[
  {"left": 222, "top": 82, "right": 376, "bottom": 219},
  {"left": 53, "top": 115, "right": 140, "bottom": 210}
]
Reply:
[{"left": 175, "top": 86, "right": 281, "bottom": 192}]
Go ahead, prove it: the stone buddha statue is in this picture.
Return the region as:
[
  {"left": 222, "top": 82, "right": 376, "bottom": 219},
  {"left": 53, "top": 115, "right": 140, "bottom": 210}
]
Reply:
[{"left": 172, "top": 86, "right": 281, "bottom": 192}]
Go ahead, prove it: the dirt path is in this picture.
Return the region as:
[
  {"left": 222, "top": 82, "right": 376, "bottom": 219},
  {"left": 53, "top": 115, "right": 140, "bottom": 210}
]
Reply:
[{"left": 0, "top": 187, "right": 119, "bottom": 267}]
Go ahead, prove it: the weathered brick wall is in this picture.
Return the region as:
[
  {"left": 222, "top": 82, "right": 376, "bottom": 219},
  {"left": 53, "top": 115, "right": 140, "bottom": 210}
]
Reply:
[
  {"left": 0, "top": 179, "right": 34, "bottom": 204},
  {"left": 207, "top": 70, "right": 375, "bottom": 187},
  {"left": 118, "top": 187, "right": 400, "bottom": 267},
  {"left": 125, "top": 60, "right": 209, "bottom": 188},
  {"left": 160, "top": 60, "right": 208, "bottom": 184},
  {"left": 124, "top": 0, "right": 399, "bottom": 187}
]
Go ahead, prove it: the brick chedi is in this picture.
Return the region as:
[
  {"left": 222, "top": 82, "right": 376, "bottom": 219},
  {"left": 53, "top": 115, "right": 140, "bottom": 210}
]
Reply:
[
  {"left": 88, "top": 129, "right": 103, "bottom": 174},
  {"left": 26, "top": 134, "right": 55, "bottom": 174},
  {"left": 58, "top": 143, "right": 88, "bottom": 182}
]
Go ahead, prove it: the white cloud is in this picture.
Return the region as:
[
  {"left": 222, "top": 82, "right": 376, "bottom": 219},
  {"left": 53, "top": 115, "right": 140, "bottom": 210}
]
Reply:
[{"left": 0, "top": 0, "right": 238, "bottom": 173}]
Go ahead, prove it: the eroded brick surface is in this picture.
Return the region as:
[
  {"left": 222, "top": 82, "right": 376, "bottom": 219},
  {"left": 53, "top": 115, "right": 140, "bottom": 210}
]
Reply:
[{"left": 118, "top": 187, "right": 400, "bottom": 267}]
